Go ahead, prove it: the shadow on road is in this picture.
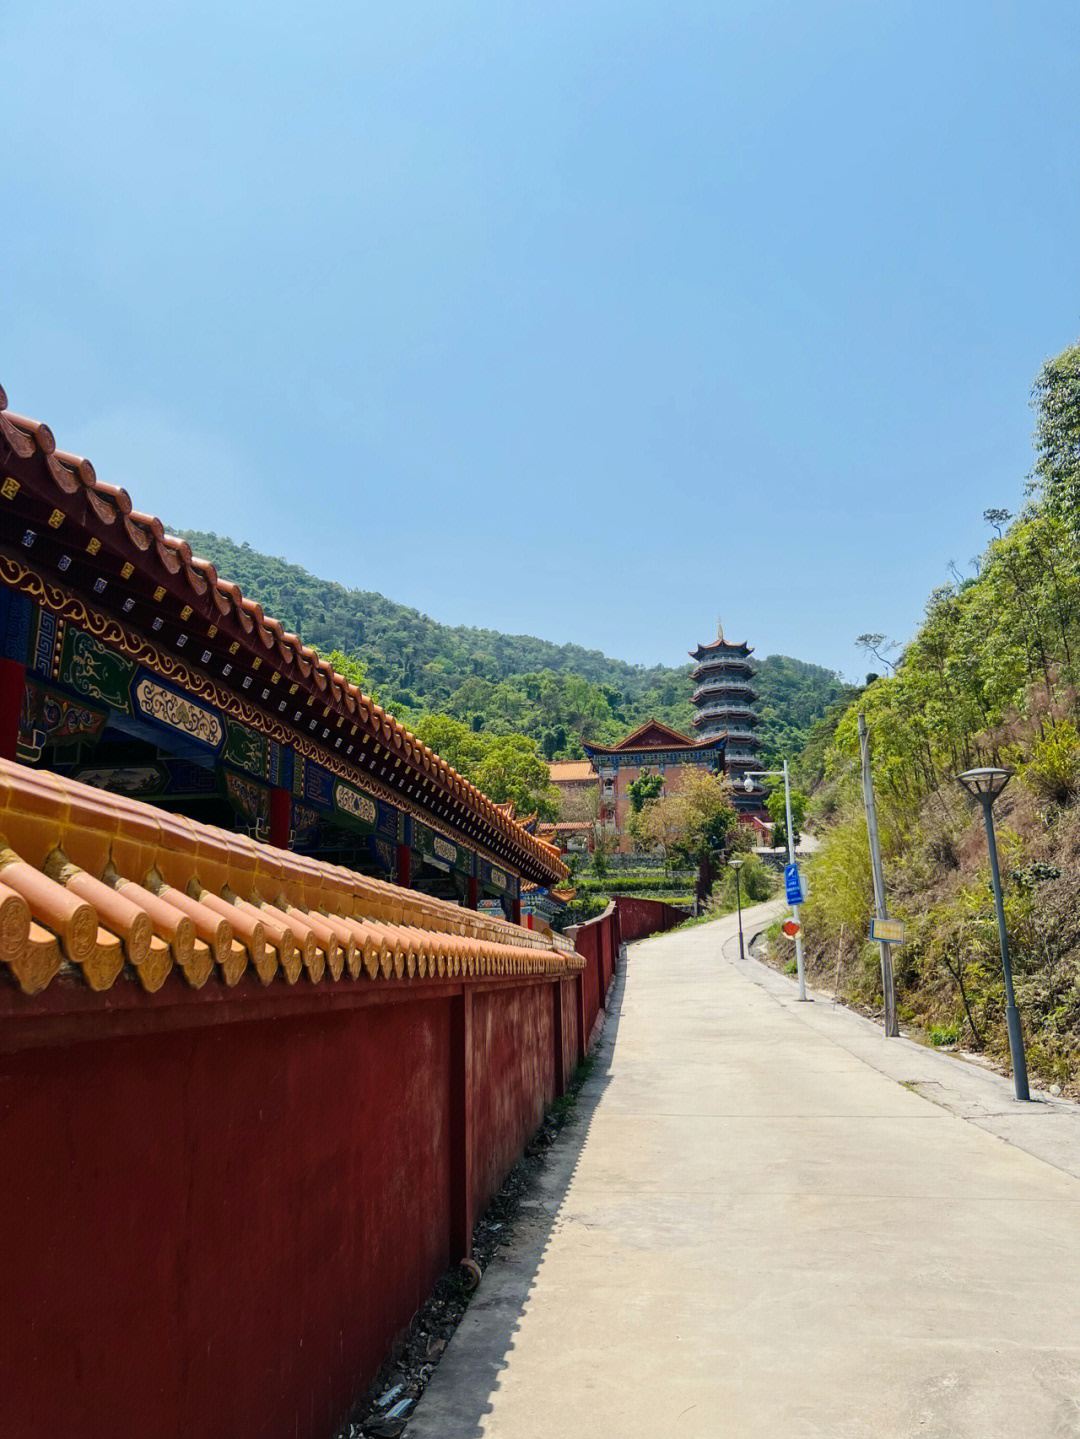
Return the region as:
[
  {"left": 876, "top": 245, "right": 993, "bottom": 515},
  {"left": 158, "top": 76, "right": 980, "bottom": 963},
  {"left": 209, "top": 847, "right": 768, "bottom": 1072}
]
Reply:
[{"left": 403, "top": 952, "right": 629, "bottom": 1438}]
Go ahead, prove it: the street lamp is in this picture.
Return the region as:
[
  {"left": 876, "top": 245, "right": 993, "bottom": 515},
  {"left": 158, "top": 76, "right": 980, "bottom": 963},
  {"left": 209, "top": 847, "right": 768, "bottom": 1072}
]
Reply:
[
  {"left": 956, "top": 767, "right": 1030, "bottom": 1102},
  {"left": 744, "top": 760, "right": 806, "bottom": 1001},
  {"left": 729, "top": 857, "right": 745, "bottom": 960}
]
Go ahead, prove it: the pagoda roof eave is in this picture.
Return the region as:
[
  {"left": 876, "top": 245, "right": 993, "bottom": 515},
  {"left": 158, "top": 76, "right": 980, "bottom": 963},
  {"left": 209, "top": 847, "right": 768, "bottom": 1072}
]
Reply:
[
  {"left": 0, "top": 385, "right": 566, "bottom": 887},
  {"left": 690, "top": 661, "right": 754, "bottom": 680},
  {"left": 689, "top": 640, "right": 754, "bottom": 660}
]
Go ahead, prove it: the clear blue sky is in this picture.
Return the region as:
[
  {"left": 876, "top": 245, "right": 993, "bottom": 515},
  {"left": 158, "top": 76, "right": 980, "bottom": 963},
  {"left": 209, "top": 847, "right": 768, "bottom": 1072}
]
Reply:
[{"left": 5, "top": 2, "right": 1078, "bottom": 681}]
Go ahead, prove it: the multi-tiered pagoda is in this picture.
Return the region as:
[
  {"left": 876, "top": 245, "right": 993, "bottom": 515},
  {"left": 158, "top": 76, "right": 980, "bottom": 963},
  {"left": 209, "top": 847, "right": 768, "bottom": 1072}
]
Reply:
[{"left": 690, "top": 622, "right": 766, "bottom": 814}]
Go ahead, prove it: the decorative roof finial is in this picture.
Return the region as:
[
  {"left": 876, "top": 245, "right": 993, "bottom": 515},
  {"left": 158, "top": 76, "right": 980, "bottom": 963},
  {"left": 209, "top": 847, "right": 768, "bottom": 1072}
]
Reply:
[{"left": 717, "top": 616, "right": 724, "bottom": 642}]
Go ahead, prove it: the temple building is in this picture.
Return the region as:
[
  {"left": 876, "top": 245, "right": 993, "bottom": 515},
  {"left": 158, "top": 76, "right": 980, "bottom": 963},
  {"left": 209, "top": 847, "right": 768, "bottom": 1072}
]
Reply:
[
  {"left": 689, "top": 622, "right": 766, "bottom": 814},
  {"left": 0, "top": 385, "right": 567, "bottom": 921},
  {"left": 581, "top": 719, "right": 726, "bottom": 852}
]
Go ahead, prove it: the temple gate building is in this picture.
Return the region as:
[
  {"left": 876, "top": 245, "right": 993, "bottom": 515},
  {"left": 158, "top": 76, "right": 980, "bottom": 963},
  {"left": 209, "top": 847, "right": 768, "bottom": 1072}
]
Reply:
[{"left": 581, "top": 719, "right": 726, "bottom": 853}]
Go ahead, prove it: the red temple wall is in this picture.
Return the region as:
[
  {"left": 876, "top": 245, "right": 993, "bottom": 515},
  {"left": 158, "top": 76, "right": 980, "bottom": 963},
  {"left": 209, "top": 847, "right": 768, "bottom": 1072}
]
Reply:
[
  {"left": 469, "top": 985, "right": 555, "bottom": 1220},
  {"left": 0, "top": 996, "right": 457, "bottom": 1439},
  {"left": 0, "top": 896, "right": 683, "bottom": 1439}
]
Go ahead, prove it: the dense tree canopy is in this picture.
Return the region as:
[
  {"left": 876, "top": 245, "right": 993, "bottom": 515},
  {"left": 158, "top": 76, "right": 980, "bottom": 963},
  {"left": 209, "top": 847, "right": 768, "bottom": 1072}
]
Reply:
[
  {"left": 409, "top": 715, "right": 559, "bottom": 820},
  {"left": 628, "top": 770, "right": 737, "bottom": 867},
  {"left": 179, "top": 531, "right": 847, "bottom": 764}
]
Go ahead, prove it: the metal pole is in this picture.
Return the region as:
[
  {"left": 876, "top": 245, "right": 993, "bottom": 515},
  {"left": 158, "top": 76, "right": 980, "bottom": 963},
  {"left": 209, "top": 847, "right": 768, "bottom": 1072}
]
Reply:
[
  {"left": 980, "top": 797, "right": 1030, "bottom": 1101},
  {"left": 735, "top": 867, "right": 744, "bottom": 960},
  {"left": 858, "top": 714, "right": 898, "bottom": 1037},
  {"left": 783, "top": 760, "right": 807, "bottom": 1001}
]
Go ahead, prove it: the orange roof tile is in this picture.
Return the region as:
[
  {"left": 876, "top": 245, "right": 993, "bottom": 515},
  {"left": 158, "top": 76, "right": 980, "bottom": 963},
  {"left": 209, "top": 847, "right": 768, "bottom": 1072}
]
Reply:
[
  {"left": 548, "top": 760, "right": 596, "bottom": 783},
  {"left": 581, "top": 718, "right": 724, "bottom": 755},
  {"left": 0, "top": 760, "right": 583, "bottom": 997}
]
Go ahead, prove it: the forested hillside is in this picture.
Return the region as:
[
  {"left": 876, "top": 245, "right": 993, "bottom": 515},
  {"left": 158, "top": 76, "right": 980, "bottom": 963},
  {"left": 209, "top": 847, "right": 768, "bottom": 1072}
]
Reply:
[
  {"left": 179, "top": 529, "right": 846, "bottom": 763},
  {"left": 789, "top": 341, "right": 1080, "bottom": 1090}
]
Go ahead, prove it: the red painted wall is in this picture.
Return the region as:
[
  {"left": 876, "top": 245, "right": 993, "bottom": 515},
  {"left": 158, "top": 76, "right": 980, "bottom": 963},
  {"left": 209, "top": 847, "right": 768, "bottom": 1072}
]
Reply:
[
  {"left": 0, "top": 997, "right": 455, "bottom": 1439},
  {"left": 612, "top": 895, "right": 687, "bottom": 943},
  {"left": 0, "top": 895, "right": 678, "bottom": 1439},
  {"left": 574, "top": 922, "right": 601, "bottom": 1043},
  {"left": 558, "top": 979, "right": 579, "bottom": 1083},
  {"left": 469, "top": 985, "right": 554, "bottom": 1219}
]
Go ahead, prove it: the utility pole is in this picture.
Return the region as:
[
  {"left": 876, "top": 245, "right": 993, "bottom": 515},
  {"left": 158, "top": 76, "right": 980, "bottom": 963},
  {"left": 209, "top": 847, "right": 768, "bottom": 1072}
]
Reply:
[{"left": 858, "top": 713, "right": 898, "bottom": 1036}]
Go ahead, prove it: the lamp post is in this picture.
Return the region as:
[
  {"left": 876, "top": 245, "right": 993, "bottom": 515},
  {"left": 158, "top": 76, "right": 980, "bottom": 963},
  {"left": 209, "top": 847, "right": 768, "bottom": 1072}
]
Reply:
[
  {"left": 744, "top": 760, "right": 806, "bottom": 1001},
  {"left": 956, "top": 767, "right": 1030, "bottom": 1102},
  {"left": 729, "top": 856, "right": 745, "bottom": 960}
]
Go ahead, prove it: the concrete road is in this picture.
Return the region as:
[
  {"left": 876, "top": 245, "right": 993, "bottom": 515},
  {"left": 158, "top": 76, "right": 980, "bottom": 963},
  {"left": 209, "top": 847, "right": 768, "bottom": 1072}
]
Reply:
[{"left": 406, "top": 904, "right": 1080, "bottom": 1439}]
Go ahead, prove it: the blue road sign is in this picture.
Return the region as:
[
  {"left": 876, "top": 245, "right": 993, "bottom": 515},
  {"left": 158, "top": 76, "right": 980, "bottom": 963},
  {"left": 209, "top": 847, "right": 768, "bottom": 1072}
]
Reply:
[{"left": 784, "top": 863, "right": 805, "bottom": 906}]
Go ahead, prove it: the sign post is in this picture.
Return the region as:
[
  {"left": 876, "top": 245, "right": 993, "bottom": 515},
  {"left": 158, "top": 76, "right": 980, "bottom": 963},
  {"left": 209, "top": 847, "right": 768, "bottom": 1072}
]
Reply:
[
  {"left": 782, "top": 760, "right": 807, "bottom": 999},
  {"left": 745, "top": 758, "right": 808, "bottom": 1001}
]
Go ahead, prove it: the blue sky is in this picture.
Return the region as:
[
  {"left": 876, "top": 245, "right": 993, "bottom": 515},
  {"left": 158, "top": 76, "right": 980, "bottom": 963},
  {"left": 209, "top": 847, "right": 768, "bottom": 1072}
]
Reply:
[{"left": 5, "top": 1, "right": 1078, "bottom": 680}]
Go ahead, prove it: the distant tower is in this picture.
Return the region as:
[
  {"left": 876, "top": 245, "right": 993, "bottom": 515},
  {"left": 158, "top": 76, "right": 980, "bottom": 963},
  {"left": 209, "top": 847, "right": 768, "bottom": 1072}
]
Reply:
[{"left": 689, "top": 621, "right": 766, "bottom": 813}]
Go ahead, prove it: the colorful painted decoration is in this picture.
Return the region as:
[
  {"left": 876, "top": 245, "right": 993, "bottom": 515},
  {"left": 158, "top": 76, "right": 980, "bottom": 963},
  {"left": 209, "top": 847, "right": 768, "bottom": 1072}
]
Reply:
[
  {"left": 62, "top": 628, "right": 136, "bottom": 710},
  {"left": 133, "top": 677, "right": 224, "bottom": 750},
  {"left": 223, "top": 719, "right": 268, "bottom": 778},
  {"left": 225, "top": 772, "right": 269, "bottom": 828},
  {"left": 19, "top": 680, "right": 108, "bottom": 753},
  {"left": 333, "top": 781, "right": 377, "bottom": 829}
]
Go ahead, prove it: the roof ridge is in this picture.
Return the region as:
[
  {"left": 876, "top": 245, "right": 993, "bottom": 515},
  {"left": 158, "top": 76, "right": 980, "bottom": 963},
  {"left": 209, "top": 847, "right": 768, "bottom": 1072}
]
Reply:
[{"left": 0, "top": 759, "right": 583, "bottom": 997}]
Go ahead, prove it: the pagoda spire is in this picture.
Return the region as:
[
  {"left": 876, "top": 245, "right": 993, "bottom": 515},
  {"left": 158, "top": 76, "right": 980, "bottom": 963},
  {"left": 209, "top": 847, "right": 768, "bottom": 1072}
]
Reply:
[{"left": 717, "top": 616, "right": 724, "bottom": 642}]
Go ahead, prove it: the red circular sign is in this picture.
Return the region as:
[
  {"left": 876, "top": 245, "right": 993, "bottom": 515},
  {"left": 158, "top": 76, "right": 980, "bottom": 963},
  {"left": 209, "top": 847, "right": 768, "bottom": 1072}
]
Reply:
[{"left": 782, "top": 919, "right": 801, "bottom": 938}]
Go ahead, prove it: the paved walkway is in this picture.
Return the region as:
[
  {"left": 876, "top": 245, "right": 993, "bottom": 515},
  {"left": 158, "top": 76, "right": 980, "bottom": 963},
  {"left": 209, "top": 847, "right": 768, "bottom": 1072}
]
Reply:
[{"left": 407, "top": 905, "right": 1080, "bottom": 1438}]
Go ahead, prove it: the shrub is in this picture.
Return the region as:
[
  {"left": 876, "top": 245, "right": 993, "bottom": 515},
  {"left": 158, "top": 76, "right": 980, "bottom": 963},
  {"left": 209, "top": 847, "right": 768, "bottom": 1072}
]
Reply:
[
  {"left": 803, "top": 810, "right": 874, "bottom": 939},
  {"left": 1020, "top": 719, "right": 1080, "bottom": 804},
  {"left": 717, "top": 853, "right": 775, "bottom": 906}
]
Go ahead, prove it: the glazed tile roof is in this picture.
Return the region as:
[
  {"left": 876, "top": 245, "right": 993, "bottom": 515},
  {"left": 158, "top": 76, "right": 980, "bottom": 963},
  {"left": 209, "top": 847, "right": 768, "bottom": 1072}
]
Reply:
[
  {"left": 0, "top": 760, "right": 582, "bottom": 997},
  {"left": 0, "top": 385, "right": 566, "bottom": 886},
  {"left": 581, "top": 719, "right": 725, "bottom": 755},
  {"left": 548, "top": 761, "right": 596, "bottom": 783}
]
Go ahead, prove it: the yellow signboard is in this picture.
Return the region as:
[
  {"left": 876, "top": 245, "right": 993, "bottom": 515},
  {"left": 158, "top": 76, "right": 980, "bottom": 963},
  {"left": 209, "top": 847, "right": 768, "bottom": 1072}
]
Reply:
[{"left": 871, "top": 917, "right": 905, "bottom": 944}]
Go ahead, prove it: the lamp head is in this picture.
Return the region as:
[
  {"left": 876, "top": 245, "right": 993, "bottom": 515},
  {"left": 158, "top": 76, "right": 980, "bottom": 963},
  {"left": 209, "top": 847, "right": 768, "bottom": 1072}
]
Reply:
[
  {"left": 729, "top": 857, "right": 744, "bottom": 870},
  {"left": 743, "top": 776, "right": 754, "bottom": 793},
  {"left": 956, "top": 767, "right": 1012, "bottom": 802}
]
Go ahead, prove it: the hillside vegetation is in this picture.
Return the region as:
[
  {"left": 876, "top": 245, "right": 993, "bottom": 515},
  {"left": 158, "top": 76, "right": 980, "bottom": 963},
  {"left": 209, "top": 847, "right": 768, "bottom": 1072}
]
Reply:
[
  {"left": 179, "top": 529, "right": 846, "bottom": 764},
  {"left": 788, "top": 341, "right": 1080, "bottom": 1089}
]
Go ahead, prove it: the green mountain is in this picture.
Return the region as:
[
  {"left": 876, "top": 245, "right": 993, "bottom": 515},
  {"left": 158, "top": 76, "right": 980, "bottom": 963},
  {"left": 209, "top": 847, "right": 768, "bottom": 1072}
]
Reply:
[{"left": 179, "top": 530, "right": 847, "bottom": 763}]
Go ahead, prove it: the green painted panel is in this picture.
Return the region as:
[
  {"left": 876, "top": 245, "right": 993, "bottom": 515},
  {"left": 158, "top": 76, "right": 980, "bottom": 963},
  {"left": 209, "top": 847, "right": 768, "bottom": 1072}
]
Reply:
[
  {"left": 60, "top": 628, "right": 136, "bottom": 710},
  {"left": 223, "top": 718, "right": 268, "bottom": 778}
]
